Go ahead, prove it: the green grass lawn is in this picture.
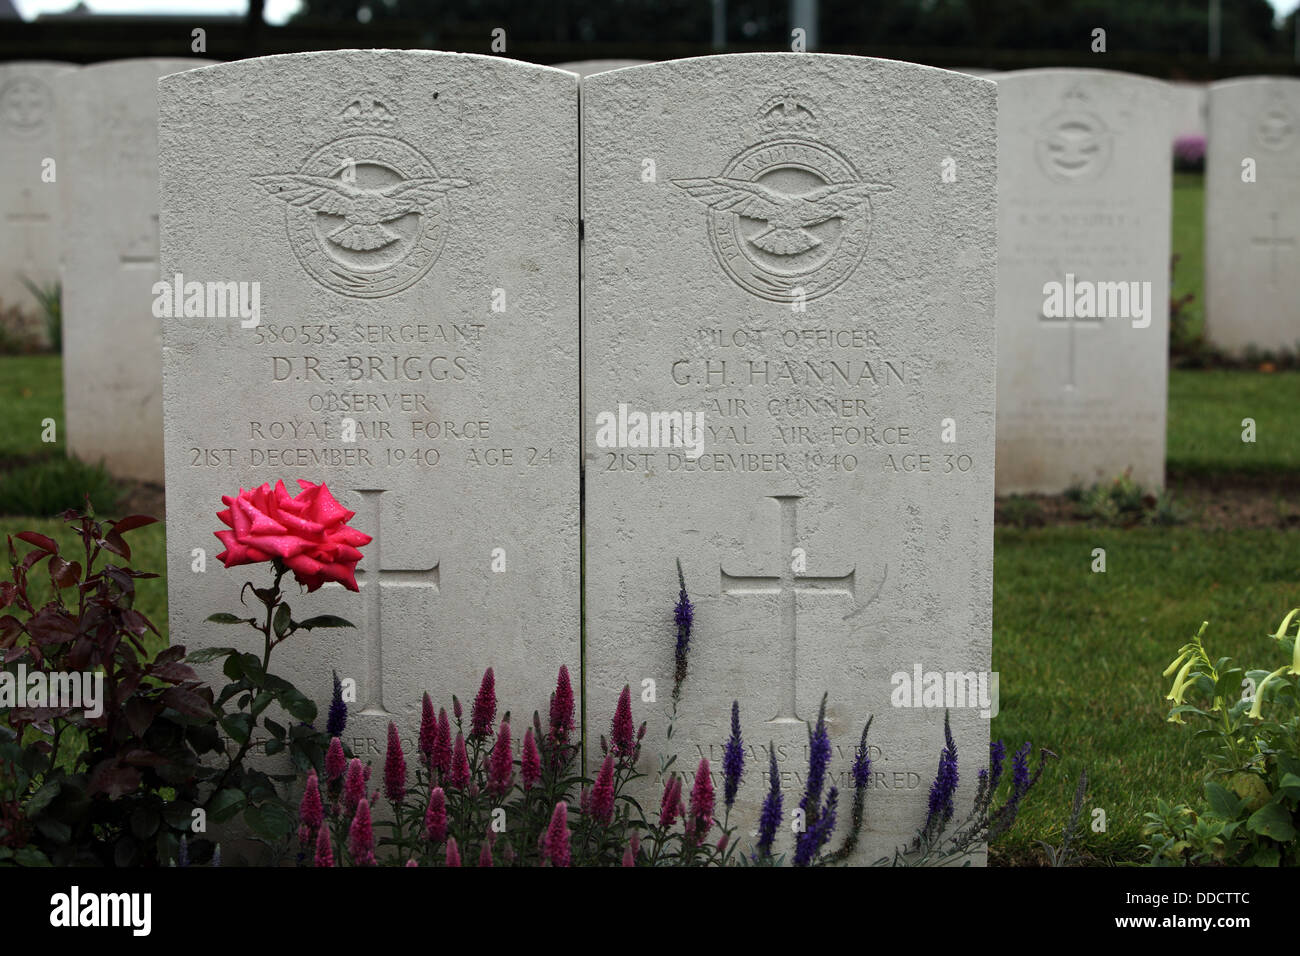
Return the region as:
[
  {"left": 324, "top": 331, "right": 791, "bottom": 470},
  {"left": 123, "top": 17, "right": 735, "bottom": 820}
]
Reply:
[
  {"left": 0, "top": 353, "right": 64, "bottom": 458},
  {"left": 991, "top": 525, "right": 1300, "bottom": 863},
  {"left": 1168, "top": 369, "right": 1300, "bottom": 477},
  {"left": 1172, "top": 171, "right": 1205, "bottom": 341}
]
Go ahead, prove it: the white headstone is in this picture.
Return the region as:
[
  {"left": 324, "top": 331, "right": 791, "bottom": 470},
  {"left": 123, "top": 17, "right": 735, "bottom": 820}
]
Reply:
[
  {"left": 583, "top": 54, "right": 996, "bottom": 862},
  {"left": 995, "top": 69, "right": 1172, "bottom": 494},
  {"left": 553, "top": 59, "right": 649, "bottom": 76},
  {"left": 159, "top": 52, "right": 580, "bottom": 755},
  {"left": 0, "top": 61, "right": 75, "bottom": 337},
  {"left": 57, "top": 59, "right": 212, "bottom": 483},
  {"left": 1205, "top": 77, "right": 1300, "bottom": 355}
]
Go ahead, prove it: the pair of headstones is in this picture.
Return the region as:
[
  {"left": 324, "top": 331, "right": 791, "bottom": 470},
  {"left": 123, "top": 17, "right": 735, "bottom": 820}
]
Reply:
[
  {"left": 0, "top": 59, "right": 212, "bottom": 482},
  {"left": 159, "top": 50, "right": 995, "bottom": 864}
]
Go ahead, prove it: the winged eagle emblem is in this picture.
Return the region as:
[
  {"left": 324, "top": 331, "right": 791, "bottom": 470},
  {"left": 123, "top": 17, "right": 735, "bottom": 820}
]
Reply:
[
  {"left": 253, "top": 173, "right": 470, "bottom": 252},
  {"left": 674, "top": 177, "right": 892, "bottom": 256}
]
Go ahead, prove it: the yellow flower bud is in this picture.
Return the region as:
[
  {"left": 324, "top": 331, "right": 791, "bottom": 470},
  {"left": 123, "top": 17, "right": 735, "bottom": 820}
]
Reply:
[{"left": 1247, "top": 666, "right": 1290, "bottom": 720}]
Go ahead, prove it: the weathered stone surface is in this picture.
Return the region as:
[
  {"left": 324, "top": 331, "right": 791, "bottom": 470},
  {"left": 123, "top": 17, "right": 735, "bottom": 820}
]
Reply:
[
  {"left": 583, "top": 54, "right": 996, "bottom": 863},
  {"left": 995, "top": 69, "right": 1172, "bottom": 494},
  {"left": 0, "top": 61, "right": 75, "bottom": 337},
  {"left": 1205, "top": 77, "right": 1300, "bottom": 354},
  {"left": 553, "top": 59, "right": 649, "bottom": 76},
  {"left": 57, "top": 59, "right": 212, "bottom": 482},
  {"left": 159, "top": 52, "right": 580, "bottom": 755}
]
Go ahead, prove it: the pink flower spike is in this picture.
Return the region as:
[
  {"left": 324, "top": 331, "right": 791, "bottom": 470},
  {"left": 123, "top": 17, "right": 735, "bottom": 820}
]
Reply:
[
  {"left": 348, "top": 798, "right": 376, "bottom": 866},
  {"left": 299, "top": 769, "right": 324, "bottom": 830},
  {"left": 688, "top": 759, "right": 715, "bottom": 846},
  {"left": 590, "top": 754, "right": 616, "bottom": 826},
  {"left": 549, "top": 665, "right": 574, "bottom": 746},
  {"left": 418, "top": 692, "right": 437, "bottom": 767},
  {"left": 343, "top": 758, "right": 366, "bottom": 814},
  {"left": 611, "top": 684, "right": 635, "bottom": 757},
  {"left": 447, "top": 732, "right": 471, "bottom": 791},
  {"left": 446, "top": 837, "right": 461, "bottom": 867},
  {"left": 659, "top": 775, "right": 683, "bottom": 828},
  {"left": 325, "top": 736, "right": 346, "bottom": 783},
  {"left": 521, "top": 727, "right": 542, "bottom": 791},
  {"left": 487, "top": 719, "right": 514, "bottom": 797},
  {"left": 384, "top": 722, "right": 407, "bottom": 804},
  {"left": 542, "top": 801, "right": 571, "bottom": 867},
  {"left": 630, "top": 832, "right": 641, "bottom": 856},
  {"left": 314, "top": 824, "right": 334, "bottom": 868},
  {"left": 405, "top": 858, "right": 418, "bottom": 867},
  {"left": 471, "top": 667, "right": 497, "bottom": 737},
  {"left": 622, "top": 846, "right": 635, "bottom": 867},
  {"left": 424, "top": 787, "right": 448, "bottom": 843},
  {"left": 478, "top": 841, "right": 494, "bottom": 867},
  {"left": 433, "top": 708, "right": 452, "bottom": 775}
]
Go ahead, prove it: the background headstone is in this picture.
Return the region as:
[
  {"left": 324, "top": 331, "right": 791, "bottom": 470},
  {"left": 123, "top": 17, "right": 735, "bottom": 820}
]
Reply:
[
  {"left": 0, "top": 61, "right": 75, "bottom": 342},
  {"left": 57, "top": 59, "right": 213, "bottom": 483},
  {"left": 160, "top": 51, "right": 580, "bottom": 758},
  {"left": 583, "top": 54, "right": 996, "bottom": 863},
  {"left": 995, "top": 69, "right": 1172, "bottom": 494},
  {"left": 1205, "top": 77, "right": 1300, "bottom": 355}
]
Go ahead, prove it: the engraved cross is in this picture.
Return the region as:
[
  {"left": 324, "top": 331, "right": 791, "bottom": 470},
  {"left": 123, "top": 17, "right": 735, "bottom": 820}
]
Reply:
[
  {"left": 345, "top": 488, "right": 440, "bottom": 716},
  {"left": 1251, "top": 212, "right": 1295, "bottom": 285},
  {"left": 1037, "top": 308, "right": 1103, "bottom": 390},
  {"left": 720, "top": 494, "right": 858, "bottom": 724},
  {"left": 5, "top": 187, "right": 48, "bottom": 268}
]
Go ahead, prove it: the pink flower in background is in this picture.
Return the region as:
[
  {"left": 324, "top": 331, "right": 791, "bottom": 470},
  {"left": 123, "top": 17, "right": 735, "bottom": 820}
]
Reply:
[
  {"left": 487, "top": 719, "right": 514, "bottom": 796},
  {"left": 446, "top": 837, "right": 462, "bottom": 867},
  {"left": 590, "top": 754, "right": 616, "bottom": 826},
  {"left": 520, "top": 728, "right": 542, "bottom": 790},
  {"left": 447, "top": 732, "right": 471, "bottom": 791},
  {"left": 348, "top": 798, "right": 376, "bottom": 866},
  {"left": 214, "top": 480, "right": 372, "bottom": 592},
  {"left": 314, "top": 824, "right": 334, "bottom": 868},
  {"left": 541, "top": 801, "right": 571, "bottom": 867},
  {"left": 424, "top": 787, "right": 448, "bottom": 843},
  {"left": 622, "top": 846, "right": 635, "bottom": 867},
  {"left": 478, "top": 842, "right": 494, "bottom": 867},
  {"left": 384, "top": 722, "right": 407, "bottom": 804}
]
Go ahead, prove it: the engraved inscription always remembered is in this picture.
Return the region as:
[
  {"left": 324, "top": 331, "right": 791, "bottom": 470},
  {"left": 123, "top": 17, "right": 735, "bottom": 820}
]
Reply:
[
  {"left": 254, "top": 94, "right": 470, "bottom": 298},
  {"left": 674, "top": 94, "right": 891, "bottom": 303}
]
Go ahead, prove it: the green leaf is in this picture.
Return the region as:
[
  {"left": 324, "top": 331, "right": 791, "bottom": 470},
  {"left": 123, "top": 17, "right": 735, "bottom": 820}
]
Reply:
[
  {"left": 239, "top": 653, "right": 266, "bottom": 687},
  {"left": 263, "top": 718, "right": 288, "bottom": 740},
  {"left": 279, "top": 690, "right": 317, "bottom": 722},
  {"left": 264, "top": 738, "right": 285, "bottom": 756},
  {"left": 1247, "top": 800, "right": 1297, "bottom": 842},
  {"left": 273, "top": 603, "right": 291, "bottom": 638},
  {"left": 245, "top": 803, "right": 295, "bottom": 842},
  {"left": 207, "top": 788, "right": 246, "bottom": 823},
  {"left": 13, "top": 845, "right": 51, "bottom": 867},
  {"left": 1204, "top": 781, "right": 1243, "bottom": 819},
  {"left": 25, "top": 779, "right": 61, "bottom": 816},
  {"left": 1278, "top": 772, "right": 1300, "bottom": 800},
  {"left": 185, "top": 646, "right": 237, "bottom": 664},
  {"left": 297, "top": 615, "right": 356, "bottom": 630},
  {"left": 35, "top": 818, "right": 71, "bottom": 843},
  {"left": 206, "top": 613, "right": 248, "bottom": 624},
  {"left": 220, "top": 713, "right": 253, "bottom": 745}
]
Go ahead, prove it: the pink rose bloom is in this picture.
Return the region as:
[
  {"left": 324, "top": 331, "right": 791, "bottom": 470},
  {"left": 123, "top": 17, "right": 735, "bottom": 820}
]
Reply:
[{"left": 214, "top": 480, "right": 372, "bottom": 592}]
